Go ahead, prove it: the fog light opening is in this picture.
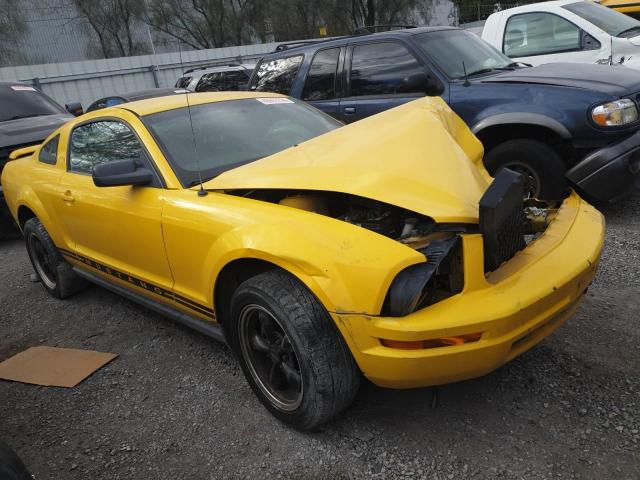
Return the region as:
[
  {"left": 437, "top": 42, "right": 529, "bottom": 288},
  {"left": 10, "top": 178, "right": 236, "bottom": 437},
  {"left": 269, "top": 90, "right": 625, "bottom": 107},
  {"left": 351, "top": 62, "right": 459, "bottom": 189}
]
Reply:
[{"left": 381, "top": 332, "right": 482, "bottom": 350}]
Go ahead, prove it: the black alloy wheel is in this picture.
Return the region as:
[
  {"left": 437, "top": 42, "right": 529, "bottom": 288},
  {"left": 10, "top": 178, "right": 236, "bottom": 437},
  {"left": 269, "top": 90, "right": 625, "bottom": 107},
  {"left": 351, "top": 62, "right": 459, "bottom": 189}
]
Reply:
[
  {"left": 238, "top": 304, "right": 303, "bottom": 412},
  {"left": 27, "top": 231, "right": 57, "bottom": 290},
  {"left": 228, "top": 270, "right": 361, "bottom": 430}
]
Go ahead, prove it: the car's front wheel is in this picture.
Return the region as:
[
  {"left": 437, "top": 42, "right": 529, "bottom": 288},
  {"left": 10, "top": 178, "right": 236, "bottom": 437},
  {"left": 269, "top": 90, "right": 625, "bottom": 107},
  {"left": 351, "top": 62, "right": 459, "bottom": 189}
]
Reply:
[
  {"left": 228, "top": 270, "right": 360, "bottom": 430},
  {"left": 484, "top": 138, "right": 569, "bottom": 201},
  {"left": 23, "top": 217, "right": 87, "bottom": 299}
]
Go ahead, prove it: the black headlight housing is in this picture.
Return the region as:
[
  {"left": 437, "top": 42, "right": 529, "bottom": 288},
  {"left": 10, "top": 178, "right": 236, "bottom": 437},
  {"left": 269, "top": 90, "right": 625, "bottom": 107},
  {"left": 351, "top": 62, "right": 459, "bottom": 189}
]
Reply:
[{"left": 383, "top": 235, "right": 463, "bottom": 317}]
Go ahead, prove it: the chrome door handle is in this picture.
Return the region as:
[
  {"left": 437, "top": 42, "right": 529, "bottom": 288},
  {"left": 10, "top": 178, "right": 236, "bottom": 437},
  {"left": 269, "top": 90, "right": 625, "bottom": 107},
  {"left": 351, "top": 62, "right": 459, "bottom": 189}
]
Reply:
[
  {"left": 62, "top": 190, "right": 75, "bottom": 203},
  {"left": 344, "top": 107, "right": 356, "bottom": 114}
]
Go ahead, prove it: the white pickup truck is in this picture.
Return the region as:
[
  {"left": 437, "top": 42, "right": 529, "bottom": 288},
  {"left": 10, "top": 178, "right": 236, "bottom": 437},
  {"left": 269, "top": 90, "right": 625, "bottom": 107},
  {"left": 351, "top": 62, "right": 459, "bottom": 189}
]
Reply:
[{"left": 479, "top": 0, "right": 640, "bottom": 69}]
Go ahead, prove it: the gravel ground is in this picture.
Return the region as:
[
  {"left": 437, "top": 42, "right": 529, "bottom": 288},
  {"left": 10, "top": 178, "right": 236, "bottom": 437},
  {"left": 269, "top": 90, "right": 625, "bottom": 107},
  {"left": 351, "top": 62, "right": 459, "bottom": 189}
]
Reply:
[{"left": 0, "top": 189, "right": 639, "bottom": 480}]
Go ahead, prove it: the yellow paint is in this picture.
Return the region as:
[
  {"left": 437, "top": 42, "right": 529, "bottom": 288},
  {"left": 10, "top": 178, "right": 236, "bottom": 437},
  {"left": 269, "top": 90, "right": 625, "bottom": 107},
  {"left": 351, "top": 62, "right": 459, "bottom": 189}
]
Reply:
[
  {"left": 1, "top": 92, "right": 605, "bottom": 389},
  {"left": 600, "top": 0, "right": 640, "bottom": 14}
]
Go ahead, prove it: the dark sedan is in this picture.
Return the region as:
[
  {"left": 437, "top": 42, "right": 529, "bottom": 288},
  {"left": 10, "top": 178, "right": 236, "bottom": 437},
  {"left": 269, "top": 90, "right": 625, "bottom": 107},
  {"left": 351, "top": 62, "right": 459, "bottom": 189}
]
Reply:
[{"left": 86, "top": 87, "right": 188, "bottom": 112}]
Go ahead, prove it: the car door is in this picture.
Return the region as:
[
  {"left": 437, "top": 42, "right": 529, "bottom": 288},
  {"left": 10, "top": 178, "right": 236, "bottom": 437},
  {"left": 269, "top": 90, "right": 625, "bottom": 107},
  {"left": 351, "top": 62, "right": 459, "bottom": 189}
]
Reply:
[
  {"left": 57, "top": 115, "right": 174, "bottom": 300},
  {"left": 502, "top": 12, "right": 602, "bottom": 66},
  {"left": 340, "top": 41, "right": 435, "bottom": 123},
  {"left": 299, "top": 47, "right": 344, "bottom": 119}
]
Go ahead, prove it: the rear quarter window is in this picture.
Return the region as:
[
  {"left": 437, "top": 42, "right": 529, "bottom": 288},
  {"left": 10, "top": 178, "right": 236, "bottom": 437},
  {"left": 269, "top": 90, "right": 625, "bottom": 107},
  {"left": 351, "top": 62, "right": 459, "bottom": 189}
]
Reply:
[
  {"left": 38, "top": 135, "right": 59, "bottom": 165},
  {"left": 250, "top": 55, "right": 303, "bottom": 94}
]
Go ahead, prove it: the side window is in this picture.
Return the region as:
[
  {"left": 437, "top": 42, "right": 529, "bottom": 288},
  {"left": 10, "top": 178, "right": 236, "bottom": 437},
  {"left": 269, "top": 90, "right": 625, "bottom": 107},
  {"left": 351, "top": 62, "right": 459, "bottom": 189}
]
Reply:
[
  {"left": 175, "top": 76, "right": 192, "bottom": 88},
  {"left": 38, "top": 135, "right": 59, "bottom": 165},
  {"left": 504, "top": 13, "right": 581, "bottom": 57},
  {"left": 302, "top": 48, "right": 340, "bottom": 101},
  {"left": 250, "top": 55, "right": 303, "bottom": 94},
  {"left": 196, "top": 71, "right": 248, "bottom": 92},
  {"left": 349, "top": 42, "right": 427, "bottom": 97},
  {"left": 69, "top": 120, "right": 142, "bottom": 174}
]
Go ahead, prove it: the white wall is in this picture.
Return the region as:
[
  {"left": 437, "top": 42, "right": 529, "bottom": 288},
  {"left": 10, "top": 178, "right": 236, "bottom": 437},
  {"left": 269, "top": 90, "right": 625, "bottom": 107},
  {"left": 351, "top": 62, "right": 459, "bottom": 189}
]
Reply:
[{"left": 0, "top": 43, "right": 277, "bottom": 109}]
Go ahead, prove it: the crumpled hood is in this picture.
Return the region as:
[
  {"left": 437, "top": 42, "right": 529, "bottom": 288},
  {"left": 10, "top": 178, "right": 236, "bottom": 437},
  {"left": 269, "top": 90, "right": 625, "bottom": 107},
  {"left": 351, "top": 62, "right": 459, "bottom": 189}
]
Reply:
[
  {"left": 0, "top": 114, "right": 71, "bottom": 149},
  {"left": 481, "top": 63, "right": 640, "bottom": 96},
  {"left": 204, "top": 97, "right": 489, "bottom": 223}
]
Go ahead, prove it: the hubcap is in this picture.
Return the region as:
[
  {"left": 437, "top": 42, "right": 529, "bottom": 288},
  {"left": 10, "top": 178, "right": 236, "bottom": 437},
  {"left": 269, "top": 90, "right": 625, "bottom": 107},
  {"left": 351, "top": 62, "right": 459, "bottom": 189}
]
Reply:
[
  {"left": 238, "top": 304, "right": 303, "bottom": 412},
  {"left": 28, "top": 234, "right": 57, "bottom": 289},
  {"left": 503, "top": 163, "right": 541, "bottom": 199}
]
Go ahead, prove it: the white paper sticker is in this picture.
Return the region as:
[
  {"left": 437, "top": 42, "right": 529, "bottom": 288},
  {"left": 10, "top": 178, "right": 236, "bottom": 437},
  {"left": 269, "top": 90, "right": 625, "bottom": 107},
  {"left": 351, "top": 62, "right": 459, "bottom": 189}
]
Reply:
[
  {"left": 256, "top": 97, "right": 294, "bottom": 105},
  {"left": 11, "top": 85, "right": 36, "bottom": 91}
]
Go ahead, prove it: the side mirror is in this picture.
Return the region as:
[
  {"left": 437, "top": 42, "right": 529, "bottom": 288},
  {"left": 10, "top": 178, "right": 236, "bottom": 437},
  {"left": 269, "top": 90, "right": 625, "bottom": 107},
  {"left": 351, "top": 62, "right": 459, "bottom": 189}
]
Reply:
[
  {"left": 65, "top": 102, "right": 84, "bottom": 116},
  {"left": 425, "top": 75, "right": 444, "bottom": 97},
  {"left": 92, "top": 158, "right": 153, "bottom": 187}
]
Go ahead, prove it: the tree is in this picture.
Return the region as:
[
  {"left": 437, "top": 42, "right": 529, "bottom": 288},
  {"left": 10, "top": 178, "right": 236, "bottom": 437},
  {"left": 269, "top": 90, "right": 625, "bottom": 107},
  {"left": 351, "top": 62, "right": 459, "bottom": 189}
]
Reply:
[
  {"left": 73, "top": 0, "right": 149, "bottom": 58},
  {"left": 0, "top": 0, "right": 28, "bottom": 65}
]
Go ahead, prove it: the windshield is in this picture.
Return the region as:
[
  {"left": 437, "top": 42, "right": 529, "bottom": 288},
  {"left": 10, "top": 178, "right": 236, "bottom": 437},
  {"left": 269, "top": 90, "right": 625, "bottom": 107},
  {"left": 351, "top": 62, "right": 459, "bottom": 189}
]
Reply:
[
  {"left": 142, "top": 97, "right": 341, "bottom": 187},
  {"left": 563, "top": 2, "right": 640, "bottom": 37},
  {"left": 0, "top": 84, "right": 65, "bottom": 122},
  {"left": 412, "top": 30, "right": 514, "bottom": 79}
]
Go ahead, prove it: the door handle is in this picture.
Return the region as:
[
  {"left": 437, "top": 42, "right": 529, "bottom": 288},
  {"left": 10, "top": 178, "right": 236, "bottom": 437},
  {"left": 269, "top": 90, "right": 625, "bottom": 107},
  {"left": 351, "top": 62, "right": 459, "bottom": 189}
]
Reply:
[
  {"left": 62, "top": 190, "right": 75, "bottom": 203},
  {"left": 344, "top": 106, "right": 356, "bottom": 114}
]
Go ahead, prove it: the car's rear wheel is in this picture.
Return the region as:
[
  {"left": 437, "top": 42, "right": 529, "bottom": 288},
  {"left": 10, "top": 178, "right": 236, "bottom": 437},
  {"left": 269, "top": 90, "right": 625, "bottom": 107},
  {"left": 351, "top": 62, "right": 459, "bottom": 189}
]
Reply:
[
  {"left": 23, "top": 217, "right": 87, "bottom": 299},
  {"left": 228, "top": 270, "right": 360, "bottom": 430},
  {"left": 484, "top": 139, "right": 569, "bottom": 201}
]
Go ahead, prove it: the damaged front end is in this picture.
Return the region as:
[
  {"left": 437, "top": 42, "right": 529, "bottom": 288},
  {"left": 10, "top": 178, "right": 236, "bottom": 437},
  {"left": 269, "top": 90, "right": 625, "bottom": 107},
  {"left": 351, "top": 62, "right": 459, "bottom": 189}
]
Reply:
[{"left": 230, "top": 167, "right": 559, "bottom": 318}]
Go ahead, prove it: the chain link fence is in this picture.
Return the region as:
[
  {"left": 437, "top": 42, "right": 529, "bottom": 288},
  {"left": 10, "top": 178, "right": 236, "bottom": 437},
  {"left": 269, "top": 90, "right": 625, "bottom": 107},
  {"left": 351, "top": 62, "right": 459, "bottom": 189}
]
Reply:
[{"left": 454, "top": 2, "right": 539, "bottom": 25}]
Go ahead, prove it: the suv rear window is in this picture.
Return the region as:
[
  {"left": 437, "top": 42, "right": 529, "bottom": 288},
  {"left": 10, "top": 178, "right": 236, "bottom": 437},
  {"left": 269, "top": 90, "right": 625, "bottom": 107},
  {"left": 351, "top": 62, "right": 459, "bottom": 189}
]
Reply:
[
  {"left": 0, "top": 85, "right": 65, "bottom": 122},
  {"left": 250, "top": 55, "right": 303, "bottom": 94},
  {"left": 196, "top": 70, "right": 249, "bottom": 92}
]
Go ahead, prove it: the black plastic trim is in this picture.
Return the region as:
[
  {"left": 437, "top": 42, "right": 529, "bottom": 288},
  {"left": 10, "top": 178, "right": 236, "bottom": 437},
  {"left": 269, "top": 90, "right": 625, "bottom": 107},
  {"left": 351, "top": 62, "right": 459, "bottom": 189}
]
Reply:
[
  {"left": 566, "top": 129, "right": 640, "bottom": 201},
  {"left": 58, "top": 248, "right": 216, "bottom": 318},
  {"left": 73, "top": 267, "right": 226, "bottom": 343}
]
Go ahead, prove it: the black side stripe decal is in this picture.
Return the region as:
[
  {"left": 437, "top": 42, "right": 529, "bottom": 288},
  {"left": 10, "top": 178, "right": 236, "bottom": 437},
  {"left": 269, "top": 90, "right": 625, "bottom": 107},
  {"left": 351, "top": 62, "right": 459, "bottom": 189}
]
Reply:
[{"left": 58, "top": 248, "right": 215, "bottom": 319}]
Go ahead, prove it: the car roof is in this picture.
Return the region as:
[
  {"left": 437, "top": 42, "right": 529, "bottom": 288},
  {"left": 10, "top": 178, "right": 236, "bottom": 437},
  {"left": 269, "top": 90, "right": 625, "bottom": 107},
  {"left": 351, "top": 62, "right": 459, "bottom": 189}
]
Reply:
[
  {"left": 116, "top": 91, "right": 285, "bottom": 116},
  {"left": 118, "top": 87, "right": 187, "bottom": 102},
  {"left": 264, "top": 26, "right": 459, "bottom": 57},
  {"left": 182, "top": 63, "right": 256, "bottom": 77},
  {"left": 0, "top": 81, "right": 37, "bottom": 89}
]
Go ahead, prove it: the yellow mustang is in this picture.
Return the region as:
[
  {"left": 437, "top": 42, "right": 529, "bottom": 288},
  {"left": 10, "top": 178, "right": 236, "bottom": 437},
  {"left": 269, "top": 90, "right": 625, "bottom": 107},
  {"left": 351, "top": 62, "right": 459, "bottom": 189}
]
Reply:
[{"left": 1, "top": 92, "right": 604, "bottom": 430}]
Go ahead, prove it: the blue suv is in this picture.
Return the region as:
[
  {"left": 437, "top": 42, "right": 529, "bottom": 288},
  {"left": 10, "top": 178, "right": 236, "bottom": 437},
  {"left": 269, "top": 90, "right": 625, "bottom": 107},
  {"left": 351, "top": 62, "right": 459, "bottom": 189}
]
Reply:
[{"left": 249, "top": 27, "right": 640, "bottom": 202}]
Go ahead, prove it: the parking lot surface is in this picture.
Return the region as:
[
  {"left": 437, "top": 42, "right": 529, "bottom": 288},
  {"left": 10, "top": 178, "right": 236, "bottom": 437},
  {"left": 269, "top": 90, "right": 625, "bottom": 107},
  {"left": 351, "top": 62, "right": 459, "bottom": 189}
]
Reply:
[{"left": 0, "top": 190, "right": 638, "bottom": 480}]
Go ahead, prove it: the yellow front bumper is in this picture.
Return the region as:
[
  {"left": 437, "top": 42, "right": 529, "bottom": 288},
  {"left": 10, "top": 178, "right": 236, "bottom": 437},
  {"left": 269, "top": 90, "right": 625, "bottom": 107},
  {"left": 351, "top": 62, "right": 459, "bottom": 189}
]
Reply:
[{"left": 333, "top": 192, "right": 605, "bottom": 388}]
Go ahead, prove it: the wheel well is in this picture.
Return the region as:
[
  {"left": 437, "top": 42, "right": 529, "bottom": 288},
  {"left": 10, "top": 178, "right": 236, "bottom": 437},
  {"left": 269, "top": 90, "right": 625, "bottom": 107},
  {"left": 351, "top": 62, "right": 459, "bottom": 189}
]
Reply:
[
  {"left": 475, "top": 124, "right": 577, "bottom": 166},
  {"left": 214, "top": 258, "right": 278, "bottom": 335},
  {"left": 17, "top": 206, "right": 36, "bottom": 230}
]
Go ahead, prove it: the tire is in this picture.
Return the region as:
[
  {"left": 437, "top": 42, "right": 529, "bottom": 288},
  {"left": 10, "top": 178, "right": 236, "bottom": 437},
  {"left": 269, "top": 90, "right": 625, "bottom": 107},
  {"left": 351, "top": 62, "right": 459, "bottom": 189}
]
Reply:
[
  {"left": 483, "top": 139, "right": 569, "bottom": 201},
  {"left": 23, "top": 217, "right": 87, "bottom": 299},
  {"left": 0, "top": 197, "right": 20, "bottom": 241},
  {"left": 0, "top": 441, "right": 32, "bottom": 480},
  {"left": 228, "top": 270, "right": 360, "bottom": 430}
]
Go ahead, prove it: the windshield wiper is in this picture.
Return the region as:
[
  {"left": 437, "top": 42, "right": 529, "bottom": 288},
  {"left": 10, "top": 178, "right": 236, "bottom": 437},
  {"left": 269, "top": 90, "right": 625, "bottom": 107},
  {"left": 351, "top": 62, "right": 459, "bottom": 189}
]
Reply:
[
  {"left": 465, "top": 68, "right": 495, "bottom": 77},
  {"left": 506, "top": 61, "right": 531, "bottom": 68},
  {"left": 187, "top": 176, "right": 217, "bottom": 188}
]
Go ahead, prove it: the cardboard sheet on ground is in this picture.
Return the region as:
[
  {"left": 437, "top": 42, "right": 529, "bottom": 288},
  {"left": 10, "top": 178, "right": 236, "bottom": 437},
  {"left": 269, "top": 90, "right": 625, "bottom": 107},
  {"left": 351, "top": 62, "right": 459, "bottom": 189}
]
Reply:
[{"left": 0, "top": 346, "right": 117, "bottom": 387}]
